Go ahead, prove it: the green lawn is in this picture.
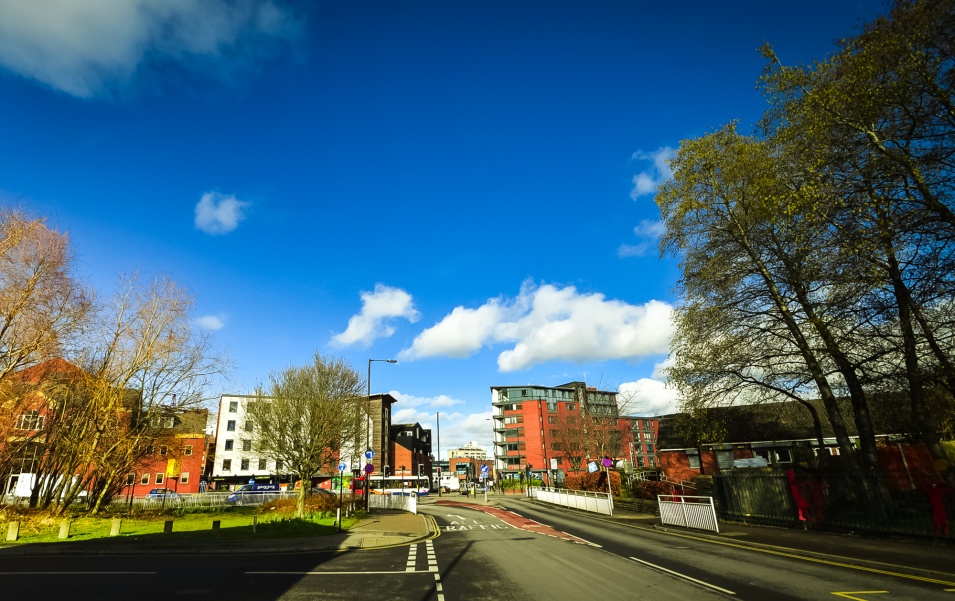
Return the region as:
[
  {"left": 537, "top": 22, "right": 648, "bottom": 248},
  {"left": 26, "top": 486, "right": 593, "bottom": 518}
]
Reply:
[{"left": 2, "top": 506, "right": 361, "bottom": 545}]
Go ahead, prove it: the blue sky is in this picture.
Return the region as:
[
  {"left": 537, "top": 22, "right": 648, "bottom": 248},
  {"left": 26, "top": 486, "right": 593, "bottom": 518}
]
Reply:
[{"left": 0, "top": 0, "right": 886, "bottom": 456}]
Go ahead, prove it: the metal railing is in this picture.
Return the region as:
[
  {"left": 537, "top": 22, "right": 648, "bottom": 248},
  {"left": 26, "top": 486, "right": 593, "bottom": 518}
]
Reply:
[
  {"left": 530, "top": 486, "right": 614, "bottom": 516},
  {"left": 658, "top": 494, "right": 720, "bottom": 532}
]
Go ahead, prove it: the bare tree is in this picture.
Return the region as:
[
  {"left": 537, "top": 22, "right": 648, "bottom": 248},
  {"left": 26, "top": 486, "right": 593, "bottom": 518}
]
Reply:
[{"left": 246, "top": 354, "right": 365, "bottom": 518}]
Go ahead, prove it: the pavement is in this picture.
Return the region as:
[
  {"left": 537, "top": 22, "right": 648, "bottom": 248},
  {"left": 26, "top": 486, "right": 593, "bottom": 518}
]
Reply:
[{"left": 2, "top": 489, "right": 955, "bottom": 586}]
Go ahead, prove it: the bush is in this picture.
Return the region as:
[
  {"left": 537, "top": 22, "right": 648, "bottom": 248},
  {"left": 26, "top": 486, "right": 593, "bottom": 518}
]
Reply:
[
  {"left": 564, "top": 471, "right": 622, "bottom": 496},
  {"left": 632, "top": 480, "right": 674, "bottom": 500},
  {"left": 260, "top": 492, "right": 345, "bottom": 517}
]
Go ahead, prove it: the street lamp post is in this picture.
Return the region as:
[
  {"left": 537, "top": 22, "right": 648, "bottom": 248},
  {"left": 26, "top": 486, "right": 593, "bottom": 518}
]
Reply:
[{"left": 366, "top": 359, "right": 396, "bottom": 510}]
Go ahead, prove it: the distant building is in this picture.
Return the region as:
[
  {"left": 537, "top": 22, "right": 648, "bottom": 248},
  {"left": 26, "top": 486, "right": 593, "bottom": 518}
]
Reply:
[
  {"left": 490, "top": 382, "right": 657, "bottom": 482},
  {"left": 389, "top": 422, "right": 432, "bottom": 480},
  {"left": 447, "top": 441, "right": 487, "bottom": 460}
]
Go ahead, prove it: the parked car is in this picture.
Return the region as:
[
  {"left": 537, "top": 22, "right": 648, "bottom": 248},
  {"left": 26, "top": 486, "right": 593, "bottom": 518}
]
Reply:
[
  {"left": 146, "top": 488, "right": 179, "bottom": 499},
  {"left": 227, "top": 483, "right": 281, "bottom": 504}
]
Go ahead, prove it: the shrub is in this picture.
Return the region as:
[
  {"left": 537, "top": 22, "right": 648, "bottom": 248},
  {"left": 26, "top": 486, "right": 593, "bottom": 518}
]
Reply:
[
  {"left": 632, "top": 480, "right": 673, "bottom": 500},
  {"left": 564, "top": 471, "right": 622, "bottom": 496}
]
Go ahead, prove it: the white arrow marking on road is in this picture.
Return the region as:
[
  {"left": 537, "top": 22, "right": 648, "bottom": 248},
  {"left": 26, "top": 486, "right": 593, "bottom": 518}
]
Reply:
[{"left": 446, "top": 514, "right": 467, "bottom": 521}]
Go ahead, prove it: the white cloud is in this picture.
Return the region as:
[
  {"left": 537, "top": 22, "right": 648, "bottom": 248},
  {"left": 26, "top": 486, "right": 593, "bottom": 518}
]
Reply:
[
  {"left": 399, "top": 281, "right": 674, "bottom": 372},
  {"left": 630, "top": 147, "right": 675, "bottom": 200},
  {"left": 618, "top": 378, "right": 679, "bottom": 416},
  {"left": 618, "top": 219, "right": 666, "bottom": 258},
  {"left": 194, "top": 192, "right": 251, "bottom": 234},
  {"left": 195, "top": 314, "right": 226, "bottom": 330},
  {"left": 331, "top": 284, "right": 421, "bottom": 347},
  {"left": 385, "top": 392, "right": 491, "bottom": 455},
  {"left": 0, "top": 0, "right": 300, "bottom": 98}
]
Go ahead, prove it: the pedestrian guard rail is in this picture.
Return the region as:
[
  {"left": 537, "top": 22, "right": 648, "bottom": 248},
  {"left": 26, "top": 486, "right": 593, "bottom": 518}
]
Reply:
[
  {"left": 658, "top": 494, "right": 720, "bottom": 533},
  {"left": 529, "top": 486, "right": 614, "bottom": 516}
]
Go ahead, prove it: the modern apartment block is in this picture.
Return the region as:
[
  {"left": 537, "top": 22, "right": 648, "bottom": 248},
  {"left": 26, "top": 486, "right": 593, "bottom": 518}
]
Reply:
[
  {"left": 490, "top": 382, "right": 659, "bottom": 482},
  {"left": 447, "top": 441, "right": 488, "bottom": 460},
  {"left": 211, "top": 392, "right": 399, "bottom": 489}
]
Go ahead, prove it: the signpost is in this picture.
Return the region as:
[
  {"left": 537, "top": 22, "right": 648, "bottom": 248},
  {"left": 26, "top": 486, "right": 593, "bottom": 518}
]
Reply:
[
  {"left": 364, "top": 449, "right": 375, "bottom": 511},
  {"left": 481, "top": 464, "right": 490, "bottom": 501},
  {"left": 336, "top": 461, "right": 347, "bottom": 532}
]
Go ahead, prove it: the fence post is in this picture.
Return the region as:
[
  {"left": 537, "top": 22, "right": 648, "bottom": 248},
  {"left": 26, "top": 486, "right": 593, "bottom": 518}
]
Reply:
[
  {"left": 212, "top": 520, "right": 220, "bottom": 531},
  {"left": 6, "top": 521, "right": 18, "bottom": 542},
  {"left": 163, "top": 520, "right": 173, "bottom": 534},
  {"left": 58, "top": 519, "right": 71, "bottom": 540}
]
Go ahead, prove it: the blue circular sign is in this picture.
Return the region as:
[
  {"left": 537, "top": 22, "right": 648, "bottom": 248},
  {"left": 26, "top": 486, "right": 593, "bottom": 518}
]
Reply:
[
  {"left": 338, "top": 462, "right": 347, "bottom": 472},
  {"left": 364, "top": 463, "right": 374, "bottom": 474},
  {"left": 365, "top": 448, "right": 375, "bottom": 459}
]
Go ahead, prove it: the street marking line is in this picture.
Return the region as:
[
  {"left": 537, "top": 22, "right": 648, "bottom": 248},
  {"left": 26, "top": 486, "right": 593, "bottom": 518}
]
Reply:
[
  {"left": 629, "top": 557, "right": 736, "bottom": 595},
  {"left": 0, "top": 571, "right": 157, "bottom": 575},
  {"left": 560, "top": 531, "right": 601, "bottom": 547},
  {"left": 650, "top": 529, "right": 955, "bottom": 588},
  {"left": 248, "top": 571, "right": 432, "bottom": 575},
  {"left": 832, "top": 592, "right": 889, "bottom": 600}
]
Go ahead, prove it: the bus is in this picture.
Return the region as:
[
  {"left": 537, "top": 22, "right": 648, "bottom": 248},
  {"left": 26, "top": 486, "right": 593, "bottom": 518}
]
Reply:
[{"left": 368, "top": 475, "right": 431, "bottom": 496}]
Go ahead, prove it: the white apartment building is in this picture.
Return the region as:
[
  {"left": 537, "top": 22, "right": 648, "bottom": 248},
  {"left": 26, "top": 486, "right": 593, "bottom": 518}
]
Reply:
[
  {"left": 211, "top": 394, "right": 371, "bottom": 488},
  {"left": 447, "top": 441, "right": 488, "bottom": 460}
]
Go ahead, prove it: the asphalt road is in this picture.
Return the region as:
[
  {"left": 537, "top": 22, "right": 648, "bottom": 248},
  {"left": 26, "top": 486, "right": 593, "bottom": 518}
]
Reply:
[{"left": 1, "top": 500, "right": 953, "bottom": 600}]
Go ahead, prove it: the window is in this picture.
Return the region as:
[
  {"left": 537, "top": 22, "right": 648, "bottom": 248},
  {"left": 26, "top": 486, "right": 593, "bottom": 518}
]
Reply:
[
  {"left": 141, "top": 473, "right": 149, "bottom": 485},
  {"left": 240, "top": 459, "right": 250, "bottom": 470},
  {"left": 229, "top": 400, "right": 238, "bottom": 412},
  {"left": 548, "top": 416, "right": 558, "bottom": 424},
  {"left": 243, "top": 420, "right": 252, "bottom": 432},
  {"left": 687, "top": 452, "right": 700, "bottom": 470},
  {"left": 226, "top": 420, "right": 236, "bottom": 432},
  {"left": 275, "top": 460, "right": 283, "bottom": 471},
  {"left": 258, "top": 458, "right": 267, "bottom": 470},
  {"left": 15, "top": 411, "right": 44, "bottom": 430},
  {"left": 183, "top": 445, "right": 193, "bottom": 456},
  {"left": 775, "top": 448, "right": 793, "bottom": 463},
  {"left": 566, "top": 403, "right": 576, "bottom": 411},
  {"left": 242, "top": 440, "right": 252, "bottom": 452},
  {"left": 126, "top": 473, "right": 136, "bottom": 485},
  {"left": 155, "top": 473, "right": 164, "bottom": 484},
  {"left": 224, "top": 440, "right": 234, "bottom": 451},
  {"left": 180, "top": 472, "right": 190, "bottom": 484},
  {"left": 222, "top": 459, "right": 232, "bottom": 471},
  {"left": 159, "top": 446, "right": 168, "bottom": 456},
  {"left": 550, "top": 443, "right": 562, "bottom": 450}
]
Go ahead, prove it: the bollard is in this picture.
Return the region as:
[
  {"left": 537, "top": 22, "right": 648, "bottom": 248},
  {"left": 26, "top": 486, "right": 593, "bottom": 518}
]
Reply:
[
  {"left": 163, "top": 520, "right": 173, "bottom": 534},
  {"left": 212, "top": 520, "right": 220, "bottom": 531},
  {"left": 252, "top": 515, "right": 257, "bottom": 534},
  {"left": 58, "top": 520, "right": 71, "bottom": 540},
  {"left": 110, "top": 518, "right": 122, "bottom": 536},
  {"left": 6, "top": 522, "right": 18, "bottom": 542}
]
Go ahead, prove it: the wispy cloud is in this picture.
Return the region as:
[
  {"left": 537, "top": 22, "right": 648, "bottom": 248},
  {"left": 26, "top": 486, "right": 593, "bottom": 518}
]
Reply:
[
  {"left": 618, "top": 219, "right": 666, "bottom": 258},
  {"left": 331, "top": 284, "right": 421, "bottom": 347},
  {"left": 387, "top": 397, "right": 492, "bottom": 455},
  {"left": 630, "top": 147, "right": 675, "bottom": 199},
  {"left": 195, "top": 314, "right": 226, "bottom": 331},
  {"left": 399, "top": 280, "right": 673, "bottom": 372},
  {"left": 0, "top": 0, "right": 301, "bottom": 99},
  {"left": 618, "top": 357, "right": 679, "bottom": 416},
  {"left": 194, "top": 192, "right": 251, "bottom": 234}
]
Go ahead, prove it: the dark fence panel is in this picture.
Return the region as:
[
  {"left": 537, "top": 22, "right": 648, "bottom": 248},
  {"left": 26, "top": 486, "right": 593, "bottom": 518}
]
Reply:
[{"left": 712, "top": 470, "right": 955, "bottom": 542}]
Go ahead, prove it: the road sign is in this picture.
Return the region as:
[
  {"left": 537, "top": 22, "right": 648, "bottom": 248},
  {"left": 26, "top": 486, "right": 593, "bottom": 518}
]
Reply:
[
  {"left": 365, "top": 448, "right": 375, "bottom": 459},
  {"left": 364, "top": 463, "right": 374, "bottom": 474},
  {"left": 587, "top": 461, "right": 598, "bottom": 473},
  {"left": 338, "top": 462, "right": 347, "bottom": 472},
  {"left": 601, "top": 457, "right": 613, "bottom": 468},
  {"left": 481, "top": 464, "right": 489, "bottom": 474}
]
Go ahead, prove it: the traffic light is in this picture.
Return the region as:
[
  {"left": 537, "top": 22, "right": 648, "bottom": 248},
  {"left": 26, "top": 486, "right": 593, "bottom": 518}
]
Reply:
[
  {"left": 418, "top": 463, "right": 424, "bottom": 477},
  {"left": 384, "top": 465, "right": 390, "bottom": 477}
]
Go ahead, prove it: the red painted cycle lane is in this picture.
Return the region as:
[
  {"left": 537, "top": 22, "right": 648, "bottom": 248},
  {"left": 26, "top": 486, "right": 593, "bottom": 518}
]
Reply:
[{"left": 435, "top": 500, "right": 597, "bottom": 546}]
